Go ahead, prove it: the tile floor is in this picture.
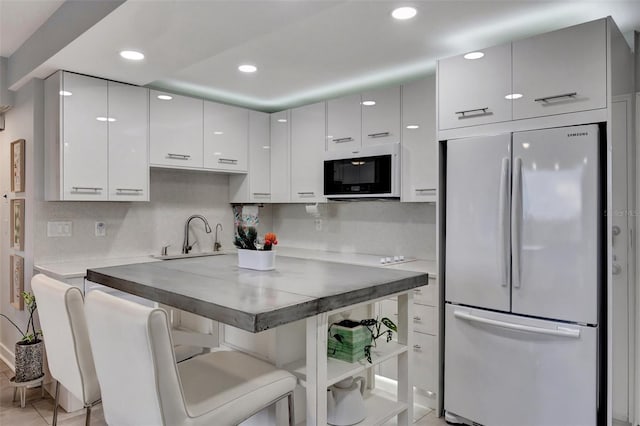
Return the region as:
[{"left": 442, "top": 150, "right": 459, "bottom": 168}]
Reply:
[{"left": 0, "top": 358, "right": 447, "bottom": 426}]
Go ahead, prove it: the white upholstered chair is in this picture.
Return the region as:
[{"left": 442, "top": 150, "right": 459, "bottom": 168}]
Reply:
[
  {"left": 84, "top": 289, "right": 297, "bottom": 426},
  {"left": 31, "top": 274, "right": 101, "bottom": 426}
]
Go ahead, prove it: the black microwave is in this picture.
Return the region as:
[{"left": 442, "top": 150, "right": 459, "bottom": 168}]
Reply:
[{"left": 324, "top": 143, "right": 400, "bottom": 199}]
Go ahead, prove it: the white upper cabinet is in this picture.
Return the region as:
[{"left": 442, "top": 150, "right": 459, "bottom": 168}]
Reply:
[
  {"left": 229, "top": 111, "right": 271, "bottom": 203},
  {"left": 44, "top": 71, "right": 149, "bottom": 201},
  {"left": 203, "top": 101, "right": 248, "bottom": 172},
  {"left": 401, "top": 76, "right": 437, "bottom": 202},
  {"left": 149, "top": 90, "right": 203, "bottom": 168},
  {"left": 512, "top": 19, "right": 606, "bottom": 119},
  {"left": 108, "top": 81, "right": 149, "bottom": 201},
  {"left": 270, "top": 110, "right": 291, "bottom": 203},
  {"left": 327, "top": 94, "right": 361, "bottom": 152},
  {"left": 437, "top": 43, "right": 512, "bottom": 130},
  {"left": 361, "top": 86, "right": 400, "bottom": 146},
  {"left": 60, "top": 72, "right": 109, "bottom": 200},
  {"left": 290, "top": 102, "right": 326, "bottom": 203}
]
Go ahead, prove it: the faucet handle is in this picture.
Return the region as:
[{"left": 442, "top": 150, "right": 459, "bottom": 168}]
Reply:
[{"left": 161, "top": 244, "right": 171, "bottom": 256}]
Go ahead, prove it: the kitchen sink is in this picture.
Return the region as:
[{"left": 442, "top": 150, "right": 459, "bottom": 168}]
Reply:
[{"left": 152, "top": 251, "right": 227, "bottom": 260}]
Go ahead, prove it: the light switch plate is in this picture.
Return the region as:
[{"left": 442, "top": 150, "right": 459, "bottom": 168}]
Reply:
[{"left": 47, "top": 221, "right": 72, "bottom": 237}]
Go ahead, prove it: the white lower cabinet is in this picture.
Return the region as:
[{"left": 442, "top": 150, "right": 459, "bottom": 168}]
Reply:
[
  {"left": 377, "top": 277, "right": 439, "bottom": 409},
  {"left": 229, "top": 111, "right": 271, "bottom": 203},
  {"left": 290, "top": 102, "right": 326, "bottom": 202}
]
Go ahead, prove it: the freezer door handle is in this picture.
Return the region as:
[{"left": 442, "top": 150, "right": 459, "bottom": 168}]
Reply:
[
  {"left": 511, "top": 157, "right": 523, "bottom": 288},
  {"left": 498, "top": 157, "right": 511, "bottom": 287},
  {"left": 453, "top": 310, "right": 581, "bottom": 338}
]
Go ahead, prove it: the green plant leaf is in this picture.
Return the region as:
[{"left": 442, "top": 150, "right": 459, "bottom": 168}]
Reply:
[{"left": 381, "top": 317, "right": 397, "bottom": 332}]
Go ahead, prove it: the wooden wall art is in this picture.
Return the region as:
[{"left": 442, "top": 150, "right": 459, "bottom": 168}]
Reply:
[
  {"left": 10, "top": 139, "right": 25, "bottom": 193},
  {"left": 10, "top": 199, "right": 25, "bottom": 251},
  {"left": 10, "top": 255, "right": 24, "bottom": 310}
]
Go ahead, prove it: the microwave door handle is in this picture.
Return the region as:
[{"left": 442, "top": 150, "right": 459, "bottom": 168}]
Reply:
[
  {"left": 498, "top": 157, "right": 510, "bottom": 288},
  {"left": 511, "top": 157, "right": 523, "bottom": 289}
]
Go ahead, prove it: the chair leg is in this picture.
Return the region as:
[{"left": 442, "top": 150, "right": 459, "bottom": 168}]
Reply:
[
  {"left": 85, "top": 404, "right": 92, "bottom": 426},
  {"left": 53, "top": 381, "right": 60, "bottom": 426},
  {"left": 287, "top": 392, "right": 295, "bottom": 426}
]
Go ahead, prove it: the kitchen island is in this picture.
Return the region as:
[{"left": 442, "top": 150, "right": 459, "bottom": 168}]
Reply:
[{"left": 86, "top": 254, "right": 428, "bottom": 425}]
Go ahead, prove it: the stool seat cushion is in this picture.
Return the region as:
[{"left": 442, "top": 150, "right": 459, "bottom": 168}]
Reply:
[{"left": 179, "top": 351, "right": 296, "bottom": 423}]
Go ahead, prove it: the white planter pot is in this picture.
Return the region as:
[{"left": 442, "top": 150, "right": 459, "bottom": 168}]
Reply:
[{"left": 237, "top": 249, "right": 276, "bottom": 271}]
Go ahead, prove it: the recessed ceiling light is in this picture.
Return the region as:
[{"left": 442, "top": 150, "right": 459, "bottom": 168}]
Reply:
[
  {"left": 277, "top": 118, "right": 287, "bottom": 123},
  {"left": 464, "top": 51, "right": 484, "bottom": 60},
  {"left": 96, "top": 117, "right": 108, "bottom": 122},
  {"left": 120, "top": 50, "right": 145, "bottom": 61},
  {"left": 391, "top": 7, "right": 417, "bottom": 20},
  {"left": 262, "top": 146, "right": 270, "bottom": 150},
  {"left": 361, "top": 100, "right": 376, "bottom": 106},
  {"left": 238, "top": 64, "right": 257, "bottom": 73},
  {"left": 505, "top": 93, "right": 523, "bottom": 100},
  {"left": 107, "top": 117, "right": 116, "bottom": 122},
  {"left": 59, "top": 90, "right": 72, "bottom": 96},
  {"left": 214, "top": 131, "right": 224, "bottom": 135},
  {"left": 406, "top": 125, "right": 419, "bottom": 129},
  {"left": 157, "top": 94, "right": 173, "bottom": 100}
]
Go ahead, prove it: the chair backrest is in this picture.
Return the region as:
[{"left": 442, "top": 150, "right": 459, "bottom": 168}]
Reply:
[
  {"left": 31, "top": 274, "right": 100, "bottom": 405},
  {"left": 84, "top": 290, "right": 187, "bottom": 426}
]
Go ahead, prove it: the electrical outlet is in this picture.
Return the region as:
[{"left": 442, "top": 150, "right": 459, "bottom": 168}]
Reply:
[
  {"left": 95, "top": 221, "right": 106, "bottom": 237},
  {"left": 315, "top": 218, "right": 322, "bottom": 231},
  {"left": 47, "top": 221, "right": 72, "bottom": 237}
]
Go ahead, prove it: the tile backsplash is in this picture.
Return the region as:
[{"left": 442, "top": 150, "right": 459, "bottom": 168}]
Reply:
[{"left": 272, "top": 201, "right": 436, "bottom": 260}]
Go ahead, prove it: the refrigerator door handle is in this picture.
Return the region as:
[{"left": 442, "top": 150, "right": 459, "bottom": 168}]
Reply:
[
  {"left": 511, "top": 157, "right": 523, "bottom": 288},
  {"left": 498, "top": 157, "right": 511, "bottom": 287},
  {"left": 453, "top": 310, "right": 581, "bottom": 338}
]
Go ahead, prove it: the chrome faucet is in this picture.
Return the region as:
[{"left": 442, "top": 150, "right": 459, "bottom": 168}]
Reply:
[
  {"left": 214, "top": 223, "right": 223, "bottom": 252},
  {"left": 182, "top": 215, "right": 212, "bottom": 254}
]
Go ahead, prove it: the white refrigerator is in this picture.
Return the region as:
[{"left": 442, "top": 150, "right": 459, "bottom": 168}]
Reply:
[{"left": 444, "top": 124, "right": 602, "bottom": 426}]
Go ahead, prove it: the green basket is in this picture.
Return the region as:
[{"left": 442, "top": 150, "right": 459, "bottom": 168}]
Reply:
[{"left": 328, "top": 324, "right": 372, "bottom": 363}]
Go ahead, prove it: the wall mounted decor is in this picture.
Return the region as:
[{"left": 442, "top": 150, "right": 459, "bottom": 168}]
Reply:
[
  {"left": 10, "top": 139, "right": 25, "bottom": 193},
  {"left": 10, "top": 255, "right": 24, "bottom": 310},
  {"left": 10, "top": 199, "right": 25, "bottom": 251}
]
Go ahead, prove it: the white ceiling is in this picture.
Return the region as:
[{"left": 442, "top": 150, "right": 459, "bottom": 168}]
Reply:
[
  {"left": 0, "top": 0, "right": 64, "bottom": 57},
  {"left": 3, "top": 0, "right": 640, "bottom": 112}
]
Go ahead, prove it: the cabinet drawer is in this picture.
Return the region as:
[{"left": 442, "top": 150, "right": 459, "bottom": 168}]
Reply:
[
  {"left": 413, "top": 304, "right": 436, "bottom": 335},
  {"left": 380, "top": 299, "right": 436, "bottom": 334},
  {"left": 438, "top": 43, "right": 512, "bottom": 130},
  {"left": 412, "top": 276, "right": 438, "bottom": 306},
  {"left": 512, "top": 19, "right": 606, "bottom": 120}
]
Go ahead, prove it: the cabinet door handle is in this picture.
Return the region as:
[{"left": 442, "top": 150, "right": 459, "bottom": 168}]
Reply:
[
  {"left": 413, "top": 288, "right": 422, "bottom": 294},
  {"left": 167, "top": 153, "right": 191, "bottom": 159},
  {"left": 413, "top": 344, "right": 422, "bottom": 351},
  {"left": 72, "top": 186, "right": 103, "bottom": 192},
  {"left": 415, "top": 188, "right": 436, "bottom": 194},
  {"left": 333, "top": 137, "right": 354, "bottom": 143},
  {"left": 116, "top": 188, "right": 144, "bottom": 193},
  {"left": 253, "top": 192, "right": 271, "bottom": 196},
  {"left": 218, "top": 158, "right": 238, "bottom": 165},
  {"left": 367, "top": 132, "right": 390, "bottom": 138},
  {"left": 297, "top": 191, "right": 315, "bottom": 196},
  {"left": 413, "top": 316, "right": 422, "bottom": 321},
  {"left": 455, "top": 107, "right": 490, "bottom": 118},
  {"left": 534, "top": 92, "right": 577, "bottom": 103}
]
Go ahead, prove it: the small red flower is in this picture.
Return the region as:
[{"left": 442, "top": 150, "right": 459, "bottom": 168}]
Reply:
[{"left": 264, "top": 232, "right": 278, "bottom": 246}]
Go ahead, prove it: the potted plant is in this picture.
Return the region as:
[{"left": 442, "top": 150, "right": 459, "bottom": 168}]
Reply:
[
  {"left": 328, "top": 317, "right": 397, "bottom": 363},
  {"left": 0, "top": 292, "right": 43, "bottom": 382},
  {"left": 234, "top": 226, "right": 278, "bottom": 270}
]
